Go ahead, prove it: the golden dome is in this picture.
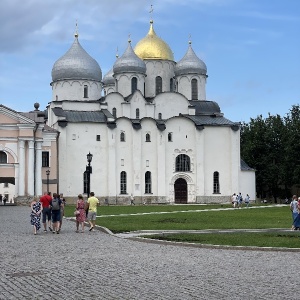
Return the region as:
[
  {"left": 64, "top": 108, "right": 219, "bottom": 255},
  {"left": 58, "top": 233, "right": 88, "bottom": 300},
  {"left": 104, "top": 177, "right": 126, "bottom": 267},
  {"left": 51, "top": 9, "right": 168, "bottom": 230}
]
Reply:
[{"left": 134, "top": 20, "right": 174, "bottom": 61}]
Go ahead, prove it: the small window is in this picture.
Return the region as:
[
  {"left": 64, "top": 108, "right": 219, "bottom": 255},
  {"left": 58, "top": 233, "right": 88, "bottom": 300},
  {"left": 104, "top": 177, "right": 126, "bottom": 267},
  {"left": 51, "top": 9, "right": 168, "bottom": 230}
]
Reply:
[
  {"left": 156, "top": 76, "right": 162, "bottom": 95},
  {"left": 0, "top": 151, "right": 7, "bottom": 163},
  {"left": 175, "top": 154, "right": 190, "bottom": 172},
  {"left": 136, "top": 108, "right": 140, "bottom": 119},
  {"left": 120, "top": 132, "right": 125, "bottom": 142},
  {"left": 42, "top": 152, "right": 49, "bottom": 167},
  {"left": 146, "top": 133, "right": 151, "bottom": 142},
  {"left": 158, "top": 113, "right": 162, "bottom": 120},
  {"left": 168, "top": 132, "right": 173, "bottom": 142},
  {"left": 213, "top": 171, "right": 220, "bottom": 193},
  {"left": 4, "top": 182, "right": 8, "bottom": 188},
  {"left": 84, "top": 85, "right": 88, "bottom": 98},
  {"left": 191, "top": 79, "right": 198, "bottom": 100},
  {"left": 112, "top": 108, "right": 117, "bottom": 118},
  {"left": 145, "top": 171, "right": 152, "bottom": 194},
  {"left": 170, "top": 78, "right": 174, "bottom": 92},
  {"left": 96, "top": 135, "right": 101, "bottom": 141},
  {"left": 120, "top": 171, "right": 127, "bottom": 194},
  {"left": 131, "top": 77, "right": 137, "bottom": 93}
]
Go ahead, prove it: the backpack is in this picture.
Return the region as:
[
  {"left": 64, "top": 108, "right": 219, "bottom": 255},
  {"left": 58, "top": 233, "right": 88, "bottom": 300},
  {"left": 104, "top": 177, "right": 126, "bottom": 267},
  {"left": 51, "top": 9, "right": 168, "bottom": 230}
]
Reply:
[{"left": 51, "top": 198, "right": 60, "bottom": 211}]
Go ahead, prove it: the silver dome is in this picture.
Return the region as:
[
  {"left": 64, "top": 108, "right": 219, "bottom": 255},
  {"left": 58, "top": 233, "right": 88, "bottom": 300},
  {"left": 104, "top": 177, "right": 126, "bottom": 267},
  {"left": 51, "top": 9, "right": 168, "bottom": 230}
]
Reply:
[
  {"left": 175, "top": 43, "right": 207, "bottom": 76},
  {"left": 113, "top": 41, "right": 146, "bottom": 74},
  {"left": 102, "top": 68, "right": 115, "bottom": 85},
  {"left": 51, "top": 36, "right": 102, "bottom": 82}
]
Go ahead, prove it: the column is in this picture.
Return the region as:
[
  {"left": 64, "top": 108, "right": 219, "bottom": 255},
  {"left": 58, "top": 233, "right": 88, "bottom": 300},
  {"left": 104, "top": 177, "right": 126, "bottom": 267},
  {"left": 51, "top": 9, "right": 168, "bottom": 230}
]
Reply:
[
  {"left": 18, "top": 140, "right": 25, "bottom": 196},
  {"left": 27, "top": 140, "right": 35, "bottom": 196},
  {"left": 35, "top": 141, "right": 43, "bottom": 196},
  {"left": 14, "top": 164, "right": 19, "bottom": 197}
]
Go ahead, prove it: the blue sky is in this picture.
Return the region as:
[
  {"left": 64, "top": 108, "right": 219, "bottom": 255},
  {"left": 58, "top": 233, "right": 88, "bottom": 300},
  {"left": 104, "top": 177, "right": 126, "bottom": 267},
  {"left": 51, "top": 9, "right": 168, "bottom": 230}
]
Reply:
[{"left": 0, "top": 0, "right": 299, "bottom": 123}]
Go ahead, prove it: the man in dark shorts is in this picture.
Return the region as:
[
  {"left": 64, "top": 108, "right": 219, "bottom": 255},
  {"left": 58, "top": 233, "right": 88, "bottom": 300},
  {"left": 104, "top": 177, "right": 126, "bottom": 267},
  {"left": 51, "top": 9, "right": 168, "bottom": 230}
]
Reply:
[
  {"left": 40, "top": 192, "right": 52, "bottom": 232},
  {"left": 50, "top": 193, "right": 62, "bottom": 234}
]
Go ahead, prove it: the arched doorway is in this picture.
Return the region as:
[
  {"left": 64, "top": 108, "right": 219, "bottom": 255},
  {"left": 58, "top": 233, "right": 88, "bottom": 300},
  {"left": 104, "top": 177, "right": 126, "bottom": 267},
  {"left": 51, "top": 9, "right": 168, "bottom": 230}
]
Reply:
[{"left": 174, "top": 178, "right": 187, "bottom": 204}]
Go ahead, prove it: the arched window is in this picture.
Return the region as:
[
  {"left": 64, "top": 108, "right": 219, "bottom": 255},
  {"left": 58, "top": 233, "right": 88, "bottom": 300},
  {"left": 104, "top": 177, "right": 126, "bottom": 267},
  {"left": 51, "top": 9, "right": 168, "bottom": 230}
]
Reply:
[
  {"left": 84, "top": 85, "right": 88, "bottom": 98},
  {"left": 191, "top": 78, "right": 198, "bottom": 100},
  {"left": 0, "top": 151, "right": 7, "bottom": 163},
  {"left": 158, "top": 113, "right": 162, "bottom": 120},
  {"left": 213, "top": 171, "right": 220, "bottom": 193},
  {"left": 156, "top": 76, "right": 162, "bottom": 95},
  {"left": 175, "top": 154, "right": 190, "bottom": 172},
  {"left": 145, "top": 171, "right": 152, "bottom": 194},
  {"left": 120, "top": 132, "right": 125, "bottom": 142},
  {"left": 146, "top": 133, "right": 151, "bottom": 142},
  {"left": 131, "top": 77, "right": 138, "bottom": 93},
  {"left": 112, "top": 107, "right": 117, "bottom": 118},
  {"left": 168, "top": 132, "right": 173, "bottom": 142},
  {"left": 120, "top": 171, "right": 127, "bottom": 194},
  {"left": 136, "top": 108, "right": 140, "bottom": 119}
]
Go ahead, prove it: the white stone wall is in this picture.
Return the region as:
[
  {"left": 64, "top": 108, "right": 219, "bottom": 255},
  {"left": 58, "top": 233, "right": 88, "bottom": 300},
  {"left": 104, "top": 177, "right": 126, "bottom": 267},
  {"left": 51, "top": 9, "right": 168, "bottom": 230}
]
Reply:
[{"left": 176, "top": 75, "right": 207, "bottom": 100}]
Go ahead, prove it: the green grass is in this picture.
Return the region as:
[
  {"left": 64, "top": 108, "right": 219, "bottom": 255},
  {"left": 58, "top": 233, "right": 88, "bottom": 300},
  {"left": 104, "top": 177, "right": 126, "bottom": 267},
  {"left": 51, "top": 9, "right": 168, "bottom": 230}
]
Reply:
[
  {"left": 146, "top": 232, "right": 300, "bottom": 248},
  {"left": 64, "top": 204, "right": 298, "bottom": 248}
]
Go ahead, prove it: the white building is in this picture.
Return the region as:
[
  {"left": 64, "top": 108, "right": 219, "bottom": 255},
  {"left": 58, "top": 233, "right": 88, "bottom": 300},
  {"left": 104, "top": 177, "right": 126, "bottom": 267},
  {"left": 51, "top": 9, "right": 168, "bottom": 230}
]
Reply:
[{"left": 45, "top": 19, "right": 255, "bottom": 204}]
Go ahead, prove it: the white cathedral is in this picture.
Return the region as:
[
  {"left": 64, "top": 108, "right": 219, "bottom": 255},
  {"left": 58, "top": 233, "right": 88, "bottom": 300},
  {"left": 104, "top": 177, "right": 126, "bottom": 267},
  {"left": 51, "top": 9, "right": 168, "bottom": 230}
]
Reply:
[{"left": 0, "top": 18, "right": 255, "bottom": 204}]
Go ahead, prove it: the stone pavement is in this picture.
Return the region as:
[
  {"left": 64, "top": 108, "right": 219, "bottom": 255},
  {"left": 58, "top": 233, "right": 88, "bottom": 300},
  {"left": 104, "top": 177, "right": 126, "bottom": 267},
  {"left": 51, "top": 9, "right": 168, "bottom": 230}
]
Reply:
[{"left": 0, "top": 206, "right": 299, "bottom": 300}]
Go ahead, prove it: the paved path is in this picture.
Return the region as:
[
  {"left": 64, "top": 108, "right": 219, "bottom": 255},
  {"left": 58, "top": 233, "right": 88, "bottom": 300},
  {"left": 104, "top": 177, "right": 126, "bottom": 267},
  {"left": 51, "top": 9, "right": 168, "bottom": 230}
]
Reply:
[{"left": 0, "top": 206, "right": 299, "bottom": 300}]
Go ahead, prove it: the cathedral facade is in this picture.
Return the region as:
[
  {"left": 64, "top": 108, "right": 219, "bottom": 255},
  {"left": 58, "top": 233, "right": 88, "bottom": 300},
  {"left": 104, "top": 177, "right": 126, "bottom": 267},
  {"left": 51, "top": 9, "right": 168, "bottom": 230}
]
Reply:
[{"left": 0, "top": 19, "right": 255, "bottom": 204}]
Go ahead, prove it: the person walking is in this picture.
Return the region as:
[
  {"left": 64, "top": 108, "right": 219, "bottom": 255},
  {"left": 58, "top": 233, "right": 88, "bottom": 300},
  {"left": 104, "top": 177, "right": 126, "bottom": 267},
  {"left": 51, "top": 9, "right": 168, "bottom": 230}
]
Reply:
[
  {"left": 231, "top": 193, "right": 237, "bottom": 208},
  {"left": 87, "top": 192, "right": 99, "bottom": 231},
  {"left": 130, "top": 194, "right": 135, "bottom": 205},
  {"left": 58, "top": 193, "right": 66, "bottom": 232},
  {"left": 50, "top": 193, "right": 62, "bottom": 234},
  {"left": 30, "top": 197, "right": 43, "bottom": 235},
  {"left": 40, "top": 192, "right": 52, "bottom": 232},
  {"left": 244, "top": 194, "right": 250, "bottom": 207},
  {"left": 290, "top": 195, "right": 299, "bottom": 230},
  {"left": 75, "top": 194, "right": 86, "bottom": 233}
]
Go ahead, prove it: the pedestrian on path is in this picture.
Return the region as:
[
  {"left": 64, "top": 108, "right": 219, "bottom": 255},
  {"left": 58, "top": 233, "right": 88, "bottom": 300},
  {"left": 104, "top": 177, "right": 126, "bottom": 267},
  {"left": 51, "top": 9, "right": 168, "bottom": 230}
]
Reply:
[
  {"left": 244, "top": 194, "right": 250, "bottom": 207},
  {"left": 30, "top": 197, "right": 43, "bottom": 235},
  {"left": 40, "top": 192, "right": 52, "bottom": 232},
  {"left": 50, "top": 193, "right": 62, "bottom": 234},
  {"left": 290, "top": 195, "right": 300, "bottom": 230},
  {"left": 87, "top": 192, "right": 99, "bottom": 231},
  {"left": 58, "top": 193, "right": 66, "bottom": 232},
  {"left": 75, "top": 194, "right": 86, "bottom": 233}
]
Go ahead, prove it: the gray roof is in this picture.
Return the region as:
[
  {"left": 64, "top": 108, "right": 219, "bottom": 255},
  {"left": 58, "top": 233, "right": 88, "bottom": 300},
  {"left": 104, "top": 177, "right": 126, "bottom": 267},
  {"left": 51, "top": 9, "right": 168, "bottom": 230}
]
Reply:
[
  {"left": 241, "top": 159, "right": 255, "bottom": 171},
  {"left": 102, "top": 68, "right": 115, "bottom": 85},
  {"left": 189, "top": 100, "right": 221, "bottom": 115},
  {"left": 113, "top": 42, "right": 146, "bottom": 74},
  {"left": 52, "top": 108, "right": 106, "bottom": 123},
  {"left": 185, "top": 115, "right": 237, "bottom": 126},
  {"left": 175, "top": 44, "right": 207, "bottom": 76},
  {"left": 51, "top": 36, "right": 102, "bottom": 82}
]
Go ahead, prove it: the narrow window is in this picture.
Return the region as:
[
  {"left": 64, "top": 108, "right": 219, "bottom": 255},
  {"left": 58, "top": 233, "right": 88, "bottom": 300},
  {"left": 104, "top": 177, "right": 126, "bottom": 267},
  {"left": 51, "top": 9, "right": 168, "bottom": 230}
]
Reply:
[
  {"left": 0, "top": 151, "right": 7, "bottom": 163},
  {"left": 131, "top": 77, "right": 137, "bottom": 93},
  {"left": 4, "top": 182, "right": 8, "bottom": 188},
  {"left": 84, "top": 85, "right": 88, "bottom": 98},
  {"left": 213, "top": 171, "right": 220, "bottom": 193},
  {"left": 42, "top": 152, "right": 49, "bottom": 167},
  {"left": 158, "top": 113, "right": 162, "bottom": 120},
  {"left": 96, "top": 135, "right": 101, "bottom": 141},
  {"left": 136, "top": 108, "right": 140, "bottom": 119},
  {"left": 146, "top": 133, "right": 151, "bottom": 142},
  {"left": 175, "top": 154, "right": 190, "bottom": 172},
  {"left": 120, "top": 171, "right": 127, "bottom": 194},
  {"left": 191, "top": 78, "right": 198, "bottom": 100},
  {"left": 112, "top": 107, "right": 117, "bottom": 118},
  {"left": 170, "top": 78, "right": 174, "bottom": 92},
  {"left": 156, "top": 76, "right": 162, "bottom": 95},
  {"left": 120, "top": 132, "right": 125, "bottom": 142},
  {"left": 168, "top": 132, "right": 173, "bottom": 142},
  {"left": 145, "top": 171, "right": 152, "bottom": 194}
]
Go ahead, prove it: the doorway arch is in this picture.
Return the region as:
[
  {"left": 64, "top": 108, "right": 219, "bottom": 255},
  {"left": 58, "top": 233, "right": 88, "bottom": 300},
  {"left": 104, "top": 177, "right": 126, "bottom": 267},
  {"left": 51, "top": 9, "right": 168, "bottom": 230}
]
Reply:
[{"left": 174, "top": 178, "right": 187, "bottom": 204}]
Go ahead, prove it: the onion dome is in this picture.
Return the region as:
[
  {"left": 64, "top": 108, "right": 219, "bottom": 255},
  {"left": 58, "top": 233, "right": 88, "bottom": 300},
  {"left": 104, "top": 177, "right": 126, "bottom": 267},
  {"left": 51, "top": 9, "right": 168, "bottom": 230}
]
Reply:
[
  {"left": 113, "top": 40, "right": 146, "bottom": 74},
  {"left": 175, "top": 42, "right": 207, "bottom": 76},
  {"left": 51, "top": 34, "right": 102, "bottom": 82},
  {"left": 134, "top": 20, "right": 174, "bottom": 61},
  {"left": 102, "top": 68, "right": 115, "bottom": 85}
]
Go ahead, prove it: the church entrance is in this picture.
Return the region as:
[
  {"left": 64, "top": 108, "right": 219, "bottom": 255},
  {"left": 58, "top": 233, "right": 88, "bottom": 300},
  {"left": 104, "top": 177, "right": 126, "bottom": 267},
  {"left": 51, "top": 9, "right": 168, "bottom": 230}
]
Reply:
[{"left": 174, "top": 178, "right": 187, "bottom": 204}]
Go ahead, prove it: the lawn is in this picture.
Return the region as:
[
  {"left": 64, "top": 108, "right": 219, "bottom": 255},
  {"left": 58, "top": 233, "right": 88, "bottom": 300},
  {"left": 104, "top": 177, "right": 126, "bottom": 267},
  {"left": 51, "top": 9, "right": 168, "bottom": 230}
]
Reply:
[{"left": 64, "top": 204, "right": 299, "bottom": 248}]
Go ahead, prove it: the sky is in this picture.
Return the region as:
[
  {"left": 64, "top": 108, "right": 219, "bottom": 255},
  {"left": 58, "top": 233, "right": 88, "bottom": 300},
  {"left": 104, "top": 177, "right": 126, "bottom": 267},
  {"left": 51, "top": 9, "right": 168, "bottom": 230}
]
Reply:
[{"left": 0, "top": 0, "right": 299, "bottom": 123}]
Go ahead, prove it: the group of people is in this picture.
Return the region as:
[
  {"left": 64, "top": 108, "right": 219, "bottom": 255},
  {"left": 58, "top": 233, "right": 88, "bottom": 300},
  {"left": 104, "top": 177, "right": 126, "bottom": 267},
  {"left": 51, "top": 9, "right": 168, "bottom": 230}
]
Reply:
[
  {"left": 231, "top": 193, "right": 250, "bottom": 208},
  {"left": 30, "top": 191, "right": 99, "bottom": 235},
  {"left": 30, "top": 192, "right": 66, "bottom": 235},
  {"left": 290, "top": 195, "right": 300, "bottom": 230},
  {"left": 0, "top": 194, "right": 8, "bottom": 205}
]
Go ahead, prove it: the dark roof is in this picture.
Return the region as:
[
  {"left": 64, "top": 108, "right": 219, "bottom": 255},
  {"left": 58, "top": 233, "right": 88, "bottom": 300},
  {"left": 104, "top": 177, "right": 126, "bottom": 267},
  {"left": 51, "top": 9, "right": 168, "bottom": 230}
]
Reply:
[
  {"left": 185, "top": 115, "right": 237, "bottom": 126},
  {"left": 241, "top": 159, "right": 255, "bottom": 171},
  {"left": 189, "top": 100, "right": 221, "bottom": 115},
  {"left": 52, "top": 108, "right": 106, "bottom": 123}
]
